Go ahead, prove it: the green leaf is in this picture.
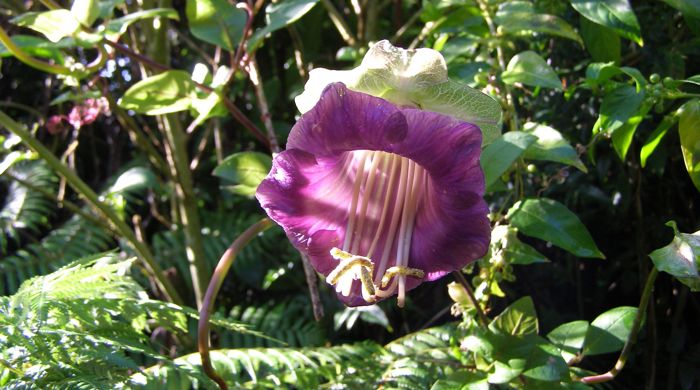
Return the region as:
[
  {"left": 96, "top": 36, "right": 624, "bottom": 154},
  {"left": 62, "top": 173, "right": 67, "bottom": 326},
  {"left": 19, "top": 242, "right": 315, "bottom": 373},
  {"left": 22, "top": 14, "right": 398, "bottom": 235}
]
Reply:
[
  {"left": 580, "top": 17, "right": 620, "bottom": 64},
  {"left": 295, "top": 40, "right": 503, "bottom": 145},
  {"left": 247, "top": 0, "right": 319, "bottom": 51},
  {"left": 522, "top": 122, "right": 587, "bottom": 172},
  {"left": 489, "top": 359, "right": 526, "bottom": 384},
  {"left": 611, "top": 100, "right": 652, "bottom": 160},
  {"left": 481, "top": 132, "right": 538, "bottom": 188},
  {"left": 521, "top": 342, "right": 569, "bottom": 382},
  {"left": 571, "top": 0, "right": 643, "bottom": 46},
  {"left": 583, "top": 306, "right": 637, "bottom": 355},
  {"left": 432, "top": 370, "right": 489, "bottom": 390},
  {"left": 494, "top": 2, "right": 583, "bottom": 44},
  {"left": 502, "top": 51, "right": 562, "bottom": 90},
  {"left": 585, "top": 62, "right": 645, "bottom": 91},
  {"left": 104, "top": 8, "right": 179, "bottom": 38},
  {"left": 662, "top": 0, "right": 700, "bottom": 19},
  {"left": 547, "top": 320, "right": 590, "bottom": 361},
  {"left": 649, "top": 221, "right": 700, "bottom": 291},
  {"left": 492, "top": 225, "right": 549, "bottom": 265},
  {"left": 12, "top": 10, "right": 81, "bottom": 43},
  {"left": 507, "top": 198, "right": 605, "bottom": 259},
  {"left": 679, "top": 99, "right": 700, "bottom": 191},
  {"left": 213, "top": 152, "right": 272, "bottom": 197},
  {"left": 118, "top": 70, "right": 197, "bottom": 115},
  {"left": 640, "top": 115, "right": 677, "bottom": 168},
  {"left": 489, "top": 297, "right": 538, "bottom": 336},
  {"left": 682, "top": 74, "right": 700, "bottom": 86},
  {"left": 593, "top": 84, "right": 645, "bottom": 134},
  {"left": 71, "top": 0, "right": 100, "bottom": 27},
  {"left": 0, "top": 35, "right": 71, "bottom": 62},
  {"left": 186, "top": 0, "right": 246, "bottom": 51}
]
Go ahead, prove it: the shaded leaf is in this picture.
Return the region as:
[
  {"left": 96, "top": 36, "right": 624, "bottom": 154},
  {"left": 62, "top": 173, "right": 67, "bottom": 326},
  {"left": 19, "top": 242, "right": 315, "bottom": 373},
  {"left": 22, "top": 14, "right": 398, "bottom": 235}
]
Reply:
[
  {"left": 494, "top": 2, "right": 583, "bottom": 44},
  {"left": 507, "top": 198, "right": 605, "bottom": 259},
  {"left": 482, "top": 132, "right": 537, "bottom": 188},
  {"left": 580, "top": 17, "right": 620, "bottom": 64},
  {"left": 186, "top": 0, "right": 246, "bottom": 51},
  {"left": 593, "top": 84, "right": 645, "bottom": 134},
  {"left": 104, "top": 8, "right": 179, "bottom": 38},
  {"left": 679, "top": 99, "right": 700, "bottom": 191}
]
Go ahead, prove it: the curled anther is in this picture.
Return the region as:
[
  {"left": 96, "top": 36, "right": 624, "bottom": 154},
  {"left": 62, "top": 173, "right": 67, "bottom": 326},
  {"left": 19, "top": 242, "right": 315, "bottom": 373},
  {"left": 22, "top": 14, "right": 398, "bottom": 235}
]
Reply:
[
  {"left": 327, "top": 248, "right": 377, "bottom": 302},
  {"left": 381, "top": 266, "right": 425, "bottom": 288}
]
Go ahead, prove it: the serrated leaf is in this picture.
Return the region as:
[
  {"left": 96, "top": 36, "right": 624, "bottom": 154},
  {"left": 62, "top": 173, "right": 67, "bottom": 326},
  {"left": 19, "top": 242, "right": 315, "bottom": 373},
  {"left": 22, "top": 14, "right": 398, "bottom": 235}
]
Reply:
[
  {"left": 186, "top": 0, "right": 246, "bottom": 51},
  {"left": 571, "top": 0, "right": 643, "bottom": 46},
  {"left": 679, "top": 99, "right": 700, "bottom": 191},
  {"left": 583, "top": 306, "right": 637, "bottom": 355},
  {"left": 593, "top": 84, "right": 645, "bottom": 135},
  {"left": 12, "top": 10, "right": 81, "bottom": 43},
  {"left": 295, "top": 40, "right": 502, "bottom": 145},
  {"left": 649, "top": 221, "right": 700, "bottom": 291},
  {"left": 494, "top": 2, "right": 583, "bottom": 44},
  {"left": 118, "top": 70, "right": 197, "bottom": 115},
  {"left": 481, "top": 132, "right": 538, "bottom": 188},
  {"left": 213, "top": 152, "right": 272, "bottom": 197},
  {"left": 104, "top": 8, "right": 179, "bottom": 38},
  {"left": 489, "top": 297, "right": 538, "bottom": 336},
  {"left": 507, "top": 198, "right": 605, "bottom": 259},
  {"left": 523, "top": 122, "right": 587, "bottom": 172},
  {"left": 640, "top": 115, "right": 677, "bottom": 168},
  {"left": 248, "top": 0, "right": 319, "bottom": 51},
  {"left": 502, "top": 51, "right": 562, "bottom": 90}
]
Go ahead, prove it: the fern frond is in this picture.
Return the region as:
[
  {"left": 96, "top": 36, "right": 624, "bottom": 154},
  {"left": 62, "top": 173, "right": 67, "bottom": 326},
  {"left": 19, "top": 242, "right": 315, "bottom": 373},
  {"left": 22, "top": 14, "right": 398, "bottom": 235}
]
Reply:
[{"left": 0, "top": 160, "right": 57, "bottom": 253}]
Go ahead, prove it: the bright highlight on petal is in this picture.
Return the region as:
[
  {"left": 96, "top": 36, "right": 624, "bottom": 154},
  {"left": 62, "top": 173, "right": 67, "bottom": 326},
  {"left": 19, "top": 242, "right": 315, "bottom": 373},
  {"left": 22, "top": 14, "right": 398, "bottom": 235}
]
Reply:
[{"left": 256, "top": 83, "right": 491, "bottom": 307}]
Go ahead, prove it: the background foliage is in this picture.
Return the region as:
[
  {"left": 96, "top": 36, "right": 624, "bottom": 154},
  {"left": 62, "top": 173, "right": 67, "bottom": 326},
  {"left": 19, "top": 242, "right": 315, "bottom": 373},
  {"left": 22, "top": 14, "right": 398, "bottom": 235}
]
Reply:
[{"left": 1, "top": 0, "right": 699, "bottom": 388}]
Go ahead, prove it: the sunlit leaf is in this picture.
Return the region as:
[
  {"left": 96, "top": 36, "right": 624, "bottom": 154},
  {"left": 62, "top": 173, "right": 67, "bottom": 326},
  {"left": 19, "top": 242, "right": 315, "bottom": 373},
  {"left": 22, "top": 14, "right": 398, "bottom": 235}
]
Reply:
[
  {"left": 611, "top": 100, "right": 652, "bottom": 160},
  {"left": 547, "top": 320, "right": 589, "bottom": 361},
  {"left": 501, "top": 51, "right": 562, "bottom": 90},
  {"left": 640, "top": 115, "right": 677, "bottom": 168},
  {"left": 649, "top": 221, "right": 700, "bottom": 291},
  {"left": 494, "top": 1, "right": 583, "bottom": 44},
  {"left": 12, "top": 10, "right": 81, "bottom": 43},
  {"left": 186, "top": 0, "right": 246, "bottom": 51},
  {"left": 679, "top": 99, "right": 700, "bottom": 191},
  {"left": 522, "top": 122, "right": 587, "bottom": 172},
  {"left": 489, "top": 296, "right": 538, "bottom": 336},
  {"left": 593, "top": 84, "right": 645, "bottom": 134},
  {"left": 571, "top": 0, "right": 643, "bottom": 46},
  {"left": 213, "top": 152, "right": 272, "bottom": 197},
  {"left": 582, "top": 306, "right": 637, "bottom": 355},
  {"left": 507, "top": 198, "right": 605, "bottom": 259},
  {"left": 118, "top": 70, "right": 197, "bottom": 115},
  {"left": 104, "top": 8, "right": 179, "bottom": 38}
]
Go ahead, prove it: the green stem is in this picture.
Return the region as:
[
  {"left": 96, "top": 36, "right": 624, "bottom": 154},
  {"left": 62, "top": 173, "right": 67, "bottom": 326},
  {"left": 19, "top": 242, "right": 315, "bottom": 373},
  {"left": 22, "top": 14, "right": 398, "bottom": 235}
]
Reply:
[
  {"left": 0, "top": 26, "right": 73, "bottom": 75},
  {"left": 580, "top": 268, "right": 659, "bottom": 384},
  {"left": 248, "top": 56, "right": 280, "bottom": 153},
  {"left": 161, "top": 115, "right": 209, "bottom": 309},
  {"left": 0, "top": 110, "right": 184, "bottom": 306},
  {"left": 320, "top": 0, "right": 358, "bottom": 47},
  {"left": 198, "top": 218, "right": 273, "bottom": 390},
  {"left": 452, "top": 270, "right": 489, "bottom": 327}
]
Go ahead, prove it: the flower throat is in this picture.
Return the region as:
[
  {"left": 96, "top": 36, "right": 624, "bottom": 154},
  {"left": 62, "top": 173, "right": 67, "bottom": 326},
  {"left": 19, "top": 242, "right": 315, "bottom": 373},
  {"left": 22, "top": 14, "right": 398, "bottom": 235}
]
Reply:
[{"left": 326, "top": 150, "right": 427, "bottom": 307}]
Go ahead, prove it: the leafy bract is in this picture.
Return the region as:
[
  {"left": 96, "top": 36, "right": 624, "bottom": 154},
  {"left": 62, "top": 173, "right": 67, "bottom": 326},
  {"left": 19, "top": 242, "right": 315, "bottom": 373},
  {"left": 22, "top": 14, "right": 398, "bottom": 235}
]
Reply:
[
  {"left": 507, "top": 198, "right": 605, "bottom": 259},
  {"left": 295, "top": 40, "right": 502, "bottom": 145},
  {"left": 501, "top": 51, "right": 562, "bottom": 90},
  {"left": 649, "top": 221, "right": 700, "bottom": 291}
]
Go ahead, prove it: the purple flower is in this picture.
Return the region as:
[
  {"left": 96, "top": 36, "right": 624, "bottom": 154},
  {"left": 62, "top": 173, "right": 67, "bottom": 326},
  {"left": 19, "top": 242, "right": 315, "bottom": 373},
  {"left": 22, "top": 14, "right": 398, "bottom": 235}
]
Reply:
[{"left": 256, "top": 83, "right": 490, "bottom": 307}]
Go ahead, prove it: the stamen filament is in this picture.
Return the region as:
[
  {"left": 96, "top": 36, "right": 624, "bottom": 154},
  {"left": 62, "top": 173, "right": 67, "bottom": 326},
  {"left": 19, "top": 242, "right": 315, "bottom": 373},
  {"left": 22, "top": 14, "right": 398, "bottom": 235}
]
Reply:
[{"left": 343, "top": 152, "right": 369, "bottom": 251}]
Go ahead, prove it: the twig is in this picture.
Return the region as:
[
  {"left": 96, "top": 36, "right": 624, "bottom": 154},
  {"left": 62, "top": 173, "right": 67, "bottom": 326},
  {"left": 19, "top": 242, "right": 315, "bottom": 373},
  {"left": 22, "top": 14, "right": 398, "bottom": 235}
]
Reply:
[
  {"left": 300, "top": 253, "right": 324, "bottom": 321},
  {"left": 0, "top": 110, "right": 184, "bottom": 305},
  {"left": 320, "top": 0, "right": 358, "bottom": 47},
  {"left": 247, "top": 56, "right": 280, "bottom": 153},
  {"left": 452, "top": 271, "right": 489, "bottom": 327},
  {"left": 199, "top": 218, "right": 273, "bottom": 390},
  {"left": 580, "top": 268, "right": 659, "bottom": 384}
]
